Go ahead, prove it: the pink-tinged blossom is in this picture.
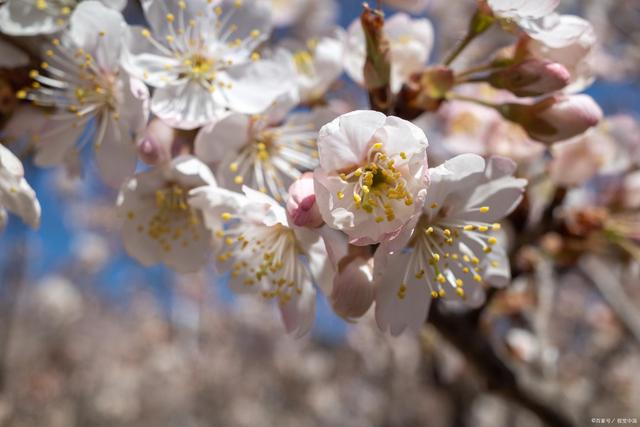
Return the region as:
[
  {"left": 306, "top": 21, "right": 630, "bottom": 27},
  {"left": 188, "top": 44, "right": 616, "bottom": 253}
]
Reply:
[
  {"left": 499, "top": 94, "right": 602, "bottom": 144},
  {"left": 330, "top": 253, "right": 375, "bottom": 320},
  {"left": 117, "top": 156, "right": 216, "bottom": 273},
  {"left": 137, "top": 118, "right": 175, "bottom": 166},
  {"left": 344, "top": 13, "right": 434, "bottom": 94},
  {"left": 518, "top": 15, "right": 596, "bottom": 92},
  {"left": 314, "top": 110, "right": 429, "bottom": 246},
  {"left": 190, "top": 185, "right": 332, "bottom": 337},
  {"left": 488, "top": 59, "right": 570, "bottom": 97},
  {"left": 374, "top": 154, "right": 526, "bottom": 335},
  {"left": 0, "top": 144, "right": 41, "bottom": 230},
  {"left": 287, "top": 172, "right": 323, "bottom": 228},
  {"left": 123, "top": 0, "right": 296, "bottom": 130},
  {"left": 20, "top": 1, "right": 149, "bottom": 187}
]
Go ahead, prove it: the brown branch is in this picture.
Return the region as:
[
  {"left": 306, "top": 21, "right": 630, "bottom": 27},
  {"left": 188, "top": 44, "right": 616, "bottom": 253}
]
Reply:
[{"left": 428, "top": 302, "right": 579, "bottom": 427}]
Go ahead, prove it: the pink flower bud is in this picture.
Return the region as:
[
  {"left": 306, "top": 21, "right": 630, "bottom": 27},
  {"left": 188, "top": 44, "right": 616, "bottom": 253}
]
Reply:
[
  {"left": 489, "top": 59, "right": 570, "bottom": 97},
  {"left": 286, "top": 172, "right": 323, "bottom": 228},
  {"left": 499, "top": 94, "right": 602, "bottom": 144},
  {"left": 137, "top": 118, "right": 175, "bottom": 165},
  {"left": 330, "top": 255, "right": 374, "bottom": 320}
]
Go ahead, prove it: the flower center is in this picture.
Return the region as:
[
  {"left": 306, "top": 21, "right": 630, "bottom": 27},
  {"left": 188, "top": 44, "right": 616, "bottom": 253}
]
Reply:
[
  {"left": 396, "top": 208, "right": 501, "bottom": 301},
  {"left": 216, "top": 216, "right": 306, "bottom": 304},
  {"left": 338, "top": 142, "right": 413, "bottom": 223},
  {"left": 128, "top": 184, "right": 202, "bottom": 253}
]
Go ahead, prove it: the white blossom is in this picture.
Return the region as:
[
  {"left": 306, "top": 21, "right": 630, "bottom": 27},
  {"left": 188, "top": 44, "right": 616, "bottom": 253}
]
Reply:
[
  {"left": 0, "top": 144, "right": 41, "bottom": 230},
  {"left": 123, "top": 0, "right": 296, "bottom": 130},
  {"left": 190, "top": 185, "right": 332, "bottom": 337},
  {"left": 374, "top": 154, "right": 526, "bottom": 335},
  {"left": 195, "top": 94, "right": 334, "bottom": 201},
  {"left": 117, "top": 155, "right": 216, "bottom": 273},
  {"left": 281, "top": 30, "right": 344, "bottom": 103},
  {"left": 0, "top": 0, "right": 125, "bottom": 36},
  {"left": 19, "top": 1, "right": 148, "bottom": 187},
  {"left": 314, "top": 110, "right": 429, "bottom": 246}
]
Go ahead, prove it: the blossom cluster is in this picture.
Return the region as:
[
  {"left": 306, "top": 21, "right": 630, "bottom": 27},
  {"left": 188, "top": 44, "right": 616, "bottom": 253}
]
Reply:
[{"left": 2, "top": 0, "right": 636, "bottom": 340}]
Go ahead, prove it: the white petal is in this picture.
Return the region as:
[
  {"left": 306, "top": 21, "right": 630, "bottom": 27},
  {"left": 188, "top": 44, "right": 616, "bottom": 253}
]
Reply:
[
  {"left": 317, "top": 110, "right": 386, "bottom": 171},
  {"left": 223, "top": 59, "right": 297, "bottom": 115},
  {"left": 151, "top": 82, "right": 225, "bottom": 130},
  {"left": 194, "top": 113, "right": 251, "bottom": 163},
  {"left": 0, "top": 0, "right": 62, "bottom": 35},
  {"left": 95, "top": 115, "right": 138, "bottom": 188},
  {"left": 279, "top": 281, "right": 316, "bottom": 337},
  {"left": 374, "top": 250, "right": 431, "bottom": 336},
  {"left": 69, "top": 1, "right": 125, "bottom": 71}
]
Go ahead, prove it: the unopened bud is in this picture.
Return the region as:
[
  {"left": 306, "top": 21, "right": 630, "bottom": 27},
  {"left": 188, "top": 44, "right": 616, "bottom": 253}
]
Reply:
[
  {"left": 331, "top": 255, "right": 374, "bottom": 320},
  {"left": 286, "top": 172, "right": 323, "bottom": 228},
  {"left": 137, "top": 118, "right": 174, "bottom": 165},
  {"left": 489, "top": 59, "right": 570, "bottom": 97},
  {"left": 499, "top": 94, "right": 602, "bottom": 144}
]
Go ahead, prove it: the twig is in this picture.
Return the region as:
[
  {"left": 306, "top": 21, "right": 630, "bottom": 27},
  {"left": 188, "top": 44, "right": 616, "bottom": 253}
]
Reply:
[
  {"left": 578, "top": 255, "right": 640, "bottom": 344},
  {"left": 428, "top": 303, "right": 579, "bottom": 427}
]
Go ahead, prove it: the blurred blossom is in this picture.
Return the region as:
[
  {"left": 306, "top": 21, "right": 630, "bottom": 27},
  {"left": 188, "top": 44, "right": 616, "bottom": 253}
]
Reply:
[
  {"left": 488, "top": 59, "right": 570, "bottom": 97},
  {"left": 0, "top": 0, "right": 126, "bottom": 36},
  {"left": 344, "top": 13, "right": 434, "bottom": 94},
  {"left": 32, "top": 276, "right": 83, "bottom": 327},
  {"left": 20, "top": 2, "right": 148, "bottom": 187},
  {"left": 499, "top": 94, "right": 602, "bottom": 144},
  {"left": 385, "top": 0, "right": 430, "bottom": 13}
]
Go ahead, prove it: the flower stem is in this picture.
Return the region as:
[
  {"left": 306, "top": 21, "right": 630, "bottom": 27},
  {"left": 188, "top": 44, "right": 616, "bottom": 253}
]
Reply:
[
  {"left": 442, "top": 10, "right": 495, "bottom": 66},
  {"left": 446, "top": 93, "right": 499, "bottom": 110}
]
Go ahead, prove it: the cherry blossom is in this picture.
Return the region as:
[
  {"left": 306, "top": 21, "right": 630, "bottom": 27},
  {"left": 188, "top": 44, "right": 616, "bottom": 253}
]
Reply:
[
  {"left": 314, "top": 110, "right": 429, "bottom": 246},
  {"left": 19, "top": 1, "right": 148, "bottom": 187},
  {"left": 190, "top": 185, "right": 332, "bottom": 337},
  {"left": 123, "top": 0, "right": 296, "bottom": 130},
  {"left": 194, "top": 94, "right": 333, "bottom": 201},
  {"left": 0, "top": 0, "right": 125, "bottom": 36},
  {"left": 117, "top": 156, "right": 216, "bottom": 273},
  {"left": 374, "top": 154, "right": 526, "bottom": 335}
]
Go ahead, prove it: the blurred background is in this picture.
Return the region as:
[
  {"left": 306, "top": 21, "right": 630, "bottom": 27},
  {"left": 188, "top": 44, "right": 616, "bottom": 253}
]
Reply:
[{"left": 0, "top": 0, "right": 639, "bottom": 426}]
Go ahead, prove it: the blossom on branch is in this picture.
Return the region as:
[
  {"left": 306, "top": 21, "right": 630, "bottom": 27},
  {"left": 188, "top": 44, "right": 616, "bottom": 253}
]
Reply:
[
  {"left": 190, "top": 185, "right": 332, "bottom": 337},
  {"left": 117, "top": 156, "right": 216, "bottom": 273},
  {"left": 314, "top": 110, "right": 429, "bottom": 246},
  {"left": 123, "top": 0, "right": 296, "bottom": 129},
  {"left": 19, "top": 1, "right": 148, "bottom": 187},
  {"left": 374, "top": 154, "right": 526, "bottom": 335}
]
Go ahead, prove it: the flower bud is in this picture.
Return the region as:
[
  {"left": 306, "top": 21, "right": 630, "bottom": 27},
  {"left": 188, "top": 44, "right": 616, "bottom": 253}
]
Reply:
[
  {"left": 488, "top": 59, "right": 570, "bottom": 97},
  {"left": 137, "top": 118, "right": 175, "bottom": 165},
  {"left": 330, "top": 255, "right": 374, "bottom": 320},
  {"left": 499, "top": 94, "right": 602, "bottom": 144},
  {"left": 286, "top": 172, "right": 323, "bottom": 228}
]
